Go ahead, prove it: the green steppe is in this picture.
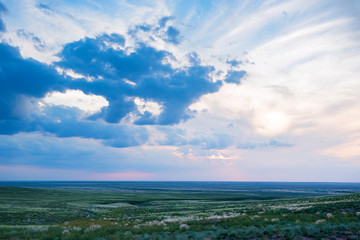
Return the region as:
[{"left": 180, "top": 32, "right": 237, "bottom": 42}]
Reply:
[{"left": 0, "top": 187, "right": 359, "bottom": 239}]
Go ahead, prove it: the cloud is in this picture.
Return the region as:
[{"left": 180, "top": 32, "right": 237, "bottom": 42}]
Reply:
[
  {"left": 0, "top": 132, "right": 147, "bottom": 171},
  {"left": 0, "top": 2, "right": 6, "bottom": 13},
  {"left": 0, "top": 133, "right": 198, "bottom": 177},
  {"left": 1, "top": 0, "right": 360, "bottom": 181},
  {"left": 0, "top": 37, "right": 147, "bottom": 147},
  {"left": 237, "top": 139, "right": 293, "bottom": 149},
  {"left": 37, "top": 3, "right": 53, "bottom": 14},
  {"left": 226, "top": 59, "right": 242, "bottom": 67},
  {"left": 321, "top": 137, "right": 360, "bottom": 160},
  {"left": 129, "top": 16, "right": 182, "bottom": 45},
  {"left": 190, "top": 133, "right": 233, "bottom": 150},
  {"left": 0, "top": 22, "right": 226, "bottom": 149},
  {"left": 42, "top": 89, "right": 109, "bottom": 114},
  {"left": 155, "top": 127, "right": 188, "bottom": 146},
  {"left": 159, "top": 17, "right": 182, "bottom": 44},
  {"left": 0, "top": 1, "right": 7, "bottom": 32},
  {"left": 0, "top": 42, "right": 65, "bottom": 123},
  {"left": 16, "top": 29, "right": 47, "bottom": 52},
  {"left": 57, "top": 33, "right": 222, "bottom": 125},
  {"left": 165, "top": 26, "right": 181, "bottom": 44},
  {"left": 0, "top": 105, "right": 149, "bottom": 148},
  {"left": 38, "top": 106, "right": 149, "bottom": 146},
  {"left": 0, "top": 4, "right": 238, "bottom": 152},
  {"left": 154, "top": 126, "right": 233, "bottom": 150},
  {"left": 224, "top": 70, "right": 246, "bottom": 84}
]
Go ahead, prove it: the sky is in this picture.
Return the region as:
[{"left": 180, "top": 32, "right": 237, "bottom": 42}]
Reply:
[{"left": 0, "top": 0, "right": 360, "bottom": 181}]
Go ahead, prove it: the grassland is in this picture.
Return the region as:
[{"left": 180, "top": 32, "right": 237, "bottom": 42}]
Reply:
[{"left": 0, "top": 186, "right": 359, "bottom": 239}]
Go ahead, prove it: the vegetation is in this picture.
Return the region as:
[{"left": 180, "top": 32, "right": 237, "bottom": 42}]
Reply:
[{"left": 0, "top": 186, "right": 359, "bottom": 239}]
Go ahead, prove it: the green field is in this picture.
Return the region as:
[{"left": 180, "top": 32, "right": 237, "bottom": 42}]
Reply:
[{"left": 0, "top": 187, "right": 359, "bottom": 239}]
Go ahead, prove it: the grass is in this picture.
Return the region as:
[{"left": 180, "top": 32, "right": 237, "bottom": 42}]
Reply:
[{"left": 0, "top": 186, "right": 359, "bottom": 239}]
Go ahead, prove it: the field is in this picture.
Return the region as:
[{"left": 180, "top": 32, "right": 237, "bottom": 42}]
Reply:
[{"left": 0, "top": 182, "right": 359, "bottom": 239}]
